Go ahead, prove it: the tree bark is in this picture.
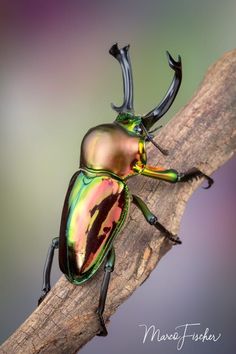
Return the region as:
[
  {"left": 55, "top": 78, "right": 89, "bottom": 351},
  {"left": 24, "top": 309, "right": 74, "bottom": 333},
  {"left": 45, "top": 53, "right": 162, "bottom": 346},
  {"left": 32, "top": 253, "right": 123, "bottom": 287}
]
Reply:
[{"left": 1, "top": 49, "right": 236, "bottom": 354}]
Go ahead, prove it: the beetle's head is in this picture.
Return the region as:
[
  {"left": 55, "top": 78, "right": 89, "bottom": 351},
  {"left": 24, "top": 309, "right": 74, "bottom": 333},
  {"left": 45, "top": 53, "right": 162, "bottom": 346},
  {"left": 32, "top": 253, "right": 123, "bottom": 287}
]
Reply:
[
  {"left": 110, "top": 43, "right": 182, "bottom": 154},
  {"left": 115, "top": 112, "right": 168, "bottom": 155},
  {"left": 115, "top": 112, "right": 144, "bottom": 137}
]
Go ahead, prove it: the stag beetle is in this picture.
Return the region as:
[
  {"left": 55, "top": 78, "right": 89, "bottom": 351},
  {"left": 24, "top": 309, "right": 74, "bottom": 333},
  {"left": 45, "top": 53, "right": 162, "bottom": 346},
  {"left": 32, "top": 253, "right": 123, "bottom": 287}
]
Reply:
[{"left": 38, "top": 43, "right": 213, "bottom": 336}]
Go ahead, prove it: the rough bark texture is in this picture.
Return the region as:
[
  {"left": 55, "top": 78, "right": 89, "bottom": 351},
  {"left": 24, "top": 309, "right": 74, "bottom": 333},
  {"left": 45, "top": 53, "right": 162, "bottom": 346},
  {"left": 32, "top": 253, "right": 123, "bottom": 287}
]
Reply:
[{"left": 1, "top": 49, "right": 236, "bottom": 354}]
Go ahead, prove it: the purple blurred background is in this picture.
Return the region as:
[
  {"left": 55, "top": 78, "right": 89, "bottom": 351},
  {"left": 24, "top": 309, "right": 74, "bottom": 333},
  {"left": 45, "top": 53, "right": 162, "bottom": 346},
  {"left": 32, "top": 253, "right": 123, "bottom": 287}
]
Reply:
[{"left": 0, "top": 1, "right": 235, "bottom": 353}]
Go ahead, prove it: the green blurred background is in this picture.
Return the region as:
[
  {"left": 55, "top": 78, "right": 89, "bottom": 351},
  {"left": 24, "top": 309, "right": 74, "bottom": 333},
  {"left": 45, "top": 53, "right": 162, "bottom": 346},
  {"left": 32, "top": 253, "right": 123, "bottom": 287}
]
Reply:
[{"left": 0, "top": 1, "right": 235, "bottom": 353}]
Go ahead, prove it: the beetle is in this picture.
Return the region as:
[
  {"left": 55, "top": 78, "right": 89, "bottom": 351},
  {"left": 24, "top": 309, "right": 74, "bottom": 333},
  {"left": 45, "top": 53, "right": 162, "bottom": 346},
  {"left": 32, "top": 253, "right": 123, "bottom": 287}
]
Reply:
[{"left": 38, "top": 43, "right": 213, "bottom": 336}]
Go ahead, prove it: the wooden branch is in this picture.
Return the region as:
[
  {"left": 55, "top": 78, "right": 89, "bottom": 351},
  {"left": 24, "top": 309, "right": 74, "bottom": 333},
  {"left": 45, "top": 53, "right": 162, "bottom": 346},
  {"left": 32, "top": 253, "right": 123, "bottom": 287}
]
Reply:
[{"left": 1, "top": 49, "right": 236, "bottom": 354}]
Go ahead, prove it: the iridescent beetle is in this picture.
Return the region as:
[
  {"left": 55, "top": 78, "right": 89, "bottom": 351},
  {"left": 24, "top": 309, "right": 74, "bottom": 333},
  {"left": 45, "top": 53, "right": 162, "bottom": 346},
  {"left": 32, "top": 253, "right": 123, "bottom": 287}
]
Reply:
[{"left": 38, "top": 43, "right": 213, "bottom": 336}]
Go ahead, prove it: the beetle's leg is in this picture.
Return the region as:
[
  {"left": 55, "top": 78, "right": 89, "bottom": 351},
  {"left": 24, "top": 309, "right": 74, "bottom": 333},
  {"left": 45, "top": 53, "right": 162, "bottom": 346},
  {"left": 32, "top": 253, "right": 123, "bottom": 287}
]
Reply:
[
  {"left": 38, "top": 237, "right": 59, "bottom": 306},
  {"left": 134, "top": 164, "right": 214, "bottom": 189},
  {"left": 96, "top": 247, "right": 116, "bottom": 337},
  {"left": 132, "top": 194, "right": 181, "bottom": 245},
  {"left": 134, "top": 164, "right": 179, "bottom": 183}
]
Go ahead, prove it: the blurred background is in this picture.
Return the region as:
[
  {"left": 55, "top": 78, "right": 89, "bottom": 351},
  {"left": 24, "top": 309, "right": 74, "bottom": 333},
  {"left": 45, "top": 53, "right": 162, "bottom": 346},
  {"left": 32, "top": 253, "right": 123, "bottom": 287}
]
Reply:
[{"left": 0, "top": 1, "right": 235, "bottom": 353}]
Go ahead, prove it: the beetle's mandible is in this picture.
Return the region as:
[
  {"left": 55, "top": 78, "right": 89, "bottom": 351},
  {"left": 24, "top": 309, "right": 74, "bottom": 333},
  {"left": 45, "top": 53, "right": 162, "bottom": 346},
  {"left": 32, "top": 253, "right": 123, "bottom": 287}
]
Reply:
[{"left": 38, "top": 43, "right": 214, "bottom": 336}]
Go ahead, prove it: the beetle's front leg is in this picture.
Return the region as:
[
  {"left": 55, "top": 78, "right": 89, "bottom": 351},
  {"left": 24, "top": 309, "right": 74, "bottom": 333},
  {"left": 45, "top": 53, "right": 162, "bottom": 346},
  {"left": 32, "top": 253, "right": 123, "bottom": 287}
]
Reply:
[
  {"left": 134, "top": 164, "right": 214, "bottom": 189},
  {"left": 134, "top": 164, "right": 180, "bottom": 183}
]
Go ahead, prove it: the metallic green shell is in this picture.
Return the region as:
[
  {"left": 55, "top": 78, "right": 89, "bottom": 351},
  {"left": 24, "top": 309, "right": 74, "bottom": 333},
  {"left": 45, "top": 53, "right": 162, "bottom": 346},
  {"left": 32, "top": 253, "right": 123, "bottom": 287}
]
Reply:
[{"left": 59, "top": 169, "right": 130, "bottom": 284}]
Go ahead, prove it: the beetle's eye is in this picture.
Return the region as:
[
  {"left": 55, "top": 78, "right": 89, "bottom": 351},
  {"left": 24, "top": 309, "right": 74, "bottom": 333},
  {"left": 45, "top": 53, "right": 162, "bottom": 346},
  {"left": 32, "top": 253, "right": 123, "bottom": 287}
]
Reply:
[{"left": 134, "top": 125, "right": 143, "bottom": 135}]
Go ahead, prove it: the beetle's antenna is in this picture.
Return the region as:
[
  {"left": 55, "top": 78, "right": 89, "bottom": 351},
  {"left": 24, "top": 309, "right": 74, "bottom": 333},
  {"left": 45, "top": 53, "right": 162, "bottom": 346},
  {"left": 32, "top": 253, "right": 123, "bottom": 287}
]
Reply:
[
  {"left": 148, "top": 125, "right": 163, "bottom": 134},
  {"left": 109, "top": 43, "right": 134, "bottom": 113},
  {"left": 141, "top": 123, "right": 169, "bottom": 156},
  {"left": 142, "top": 51, "right": 182, "bottom": 131}
]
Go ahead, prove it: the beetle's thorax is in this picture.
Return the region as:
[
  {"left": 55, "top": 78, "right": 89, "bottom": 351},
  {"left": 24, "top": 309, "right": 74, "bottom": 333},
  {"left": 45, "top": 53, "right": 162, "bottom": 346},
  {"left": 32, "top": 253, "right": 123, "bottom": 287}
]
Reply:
[{"left": 80, "top": 123, "right": 146, "bottom": 178}]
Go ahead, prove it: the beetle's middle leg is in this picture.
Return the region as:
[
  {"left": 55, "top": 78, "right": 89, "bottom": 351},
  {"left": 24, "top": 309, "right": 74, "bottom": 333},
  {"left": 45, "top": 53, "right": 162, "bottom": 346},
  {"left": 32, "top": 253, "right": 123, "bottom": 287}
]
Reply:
[
  {"left": 38, "top": 237, "right": 59, "bottom": 306},
  {"left": 96, "top": 247, "right": 116, "bottom": 336},
  {"left": 132, "top": 194, "right": 181, "bottom": 245}
]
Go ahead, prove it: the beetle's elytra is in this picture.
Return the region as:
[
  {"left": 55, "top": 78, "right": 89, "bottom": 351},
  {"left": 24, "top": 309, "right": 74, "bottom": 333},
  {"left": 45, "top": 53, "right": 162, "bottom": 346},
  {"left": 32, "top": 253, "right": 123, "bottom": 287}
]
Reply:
[
  {"left": 59, "top": 170, "right": 129, "bottom": 284},
  {"left": 38, "top": 43, "right": 213, "bottom": 336}
]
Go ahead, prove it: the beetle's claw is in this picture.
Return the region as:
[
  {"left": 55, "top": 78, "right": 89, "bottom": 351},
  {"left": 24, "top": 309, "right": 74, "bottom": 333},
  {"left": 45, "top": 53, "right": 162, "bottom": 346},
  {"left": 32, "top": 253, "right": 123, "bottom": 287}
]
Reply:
[
  {"left": 96, "top": 310, "right": 108, "bottom": 336},
  {"left": 97, "top": 328, "right": 108, "bottom": 337},
  {"left": 165, "top": 232, "right": 182, "bottom": 245},
  {"left": 162, "top": 226, "right": 182, "bottom": 245},
  {"left": 173, "top": 235, "right": 182, "bottom": 245},
  {"left": 179, "top": 167, "right": 214, "bottom": 189},
  {"left": 38, "top": 291, "right": 49, "bottom": 306},
  {"left": 201, "top": 174, "right": 214, "bottom": 189}
]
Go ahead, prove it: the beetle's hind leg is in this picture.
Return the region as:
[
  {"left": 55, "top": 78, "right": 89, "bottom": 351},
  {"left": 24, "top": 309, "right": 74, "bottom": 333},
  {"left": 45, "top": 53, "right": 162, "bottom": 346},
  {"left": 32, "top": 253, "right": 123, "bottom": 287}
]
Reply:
[
  {"left": 132, "top": 194, "right": 182, "bottom": 245},
  {"left": 96, "top": 247, "right": 116, "bottom": 336},
  {"left": 38, "top": 237, "right": 59, "bottom": 306}
]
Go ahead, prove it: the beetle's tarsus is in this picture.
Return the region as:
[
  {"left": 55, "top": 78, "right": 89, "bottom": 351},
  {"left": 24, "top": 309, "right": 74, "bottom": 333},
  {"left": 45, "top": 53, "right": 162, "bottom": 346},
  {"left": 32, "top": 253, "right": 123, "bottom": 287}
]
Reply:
[
  {"left": 96, "top": 311, "right": 108, "bottom": 337},
  {"left": 153, "top": 220, "right": 182, "bottom": 245},
  {"left": 152, "top": 217, "right": 182, "bottom": 245},
  {"left": 165, "top": 233, "right": 182, "bottom": 245},
  {"left": 179, "top": 167, "right": 214, "bottom": 189}
]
